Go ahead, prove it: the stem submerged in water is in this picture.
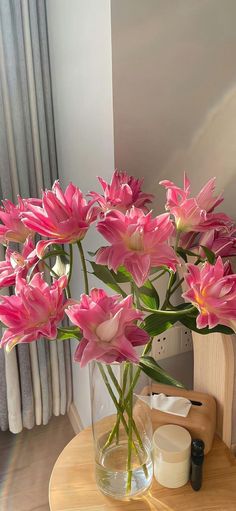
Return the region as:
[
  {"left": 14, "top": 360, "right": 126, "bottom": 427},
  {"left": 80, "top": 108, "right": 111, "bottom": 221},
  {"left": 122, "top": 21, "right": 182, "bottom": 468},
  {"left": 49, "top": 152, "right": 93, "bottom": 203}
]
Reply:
[
  {"left": 116, "top": 363, "right": 129, "bottom": 445},
  {"left": 99, "top": 362, "right": 149, "bottom": 485},
  {"left": 103, "top": 339, "right": 153, "bottom": 452},
  {"left": 126, "top": 363, "right": 133, "bottom": 493}
]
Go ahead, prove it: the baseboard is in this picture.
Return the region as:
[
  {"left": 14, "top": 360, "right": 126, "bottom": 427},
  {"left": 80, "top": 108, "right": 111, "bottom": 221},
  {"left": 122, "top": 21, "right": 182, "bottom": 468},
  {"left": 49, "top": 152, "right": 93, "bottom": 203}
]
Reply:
[{"left": 68, "top": 403, "right": 84, "bottom": 435}]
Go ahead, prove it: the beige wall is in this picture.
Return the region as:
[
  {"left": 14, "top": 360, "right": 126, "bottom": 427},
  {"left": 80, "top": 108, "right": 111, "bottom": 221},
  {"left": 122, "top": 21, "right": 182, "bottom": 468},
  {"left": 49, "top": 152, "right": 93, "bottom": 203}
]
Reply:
[{"left": 111, "top": 0, "right": 236, "bottom": 218}]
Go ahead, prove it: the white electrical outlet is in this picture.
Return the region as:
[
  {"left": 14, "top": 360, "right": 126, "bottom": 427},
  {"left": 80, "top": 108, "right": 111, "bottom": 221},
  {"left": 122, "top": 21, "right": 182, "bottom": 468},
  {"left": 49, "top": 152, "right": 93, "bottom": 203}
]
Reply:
[
  {"left": 152, "top": 325, "right": 193, "bottom": 360},
  {"left": 180, "top": 328, "right": 193, "bottom": 353},
  {"left": 152, "top": 325, "right": 182, "bottom": 360}
]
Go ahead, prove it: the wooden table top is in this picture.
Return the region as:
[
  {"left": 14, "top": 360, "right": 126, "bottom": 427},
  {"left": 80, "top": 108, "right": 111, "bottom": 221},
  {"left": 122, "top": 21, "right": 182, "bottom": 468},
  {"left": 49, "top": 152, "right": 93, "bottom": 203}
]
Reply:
[{"left": 49, "top": 427, "right": 236, "bottom": 511}]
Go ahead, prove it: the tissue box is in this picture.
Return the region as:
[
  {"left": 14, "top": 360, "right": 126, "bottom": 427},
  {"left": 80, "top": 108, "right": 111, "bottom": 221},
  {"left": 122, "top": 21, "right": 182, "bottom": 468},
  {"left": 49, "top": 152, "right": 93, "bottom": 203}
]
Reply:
[{"left": 140, "top": 383, "right": 216, "bottom": 454}]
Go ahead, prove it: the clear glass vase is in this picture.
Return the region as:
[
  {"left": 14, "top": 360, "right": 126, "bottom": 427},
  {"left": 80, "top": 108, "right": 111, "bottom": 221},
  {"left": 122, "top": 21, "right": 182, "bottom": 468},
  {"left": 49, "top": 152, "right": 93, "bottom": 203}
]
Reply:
[{"left": 89, "top": 361, "right": 153, "bottom": 500}]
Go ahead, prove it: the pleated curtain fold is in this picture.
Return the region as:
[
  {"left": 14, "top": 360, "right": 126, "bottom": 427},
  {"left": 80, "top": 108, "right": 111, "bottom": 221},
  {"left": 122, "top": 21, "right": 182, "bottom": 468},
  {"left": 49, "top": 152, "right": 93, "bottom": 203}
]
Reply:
[{"left": 0, "top": 0, "right": 72, "bottom": 433}]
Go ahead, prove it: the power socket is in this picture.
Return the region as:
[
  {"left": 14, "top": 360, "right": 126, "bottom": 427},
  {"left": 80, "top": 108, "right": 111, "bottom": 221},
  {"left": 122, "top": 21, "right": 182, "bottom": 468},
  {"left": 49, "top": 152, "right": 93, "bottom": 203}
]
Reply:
[
  {"left": 180, "top": 328, "right": 193, "bottom": 353},
  {"left": 152, "top": 325, "right": 193, "bottom": 361},
  {"left": 152, "top": 325, "right": 182, "bottom": 360}
]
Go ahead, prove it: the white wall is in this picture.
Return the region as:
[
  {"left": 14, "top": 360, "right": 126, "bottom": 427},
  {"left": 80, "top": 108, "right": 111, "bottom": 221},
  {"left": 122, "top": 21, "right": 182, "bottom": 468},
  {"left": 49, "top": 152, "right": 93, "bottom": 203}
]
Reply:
[
  {"left": 110, "top": 0, "right": 236, "bottom": 389},
  {"left": 46, "top": 0, "right": 114, "bottom": 426},
  {"left": 111, "top": 0, "right": 236, "bottom": 218},
  {"left": 46, "top": 0, "right": 236, "bottom": 425}
]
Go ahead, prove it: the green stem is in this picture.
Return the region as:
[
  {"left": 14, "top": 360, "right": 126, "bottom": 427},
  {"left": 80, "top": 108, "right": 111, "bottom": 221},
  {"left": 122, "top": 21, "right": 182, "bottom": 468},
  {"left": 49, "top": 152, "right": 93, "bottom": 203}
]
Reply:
[
  {"left": 106, "top": 366, "right": 145, "bottom": 452},
  {"left": 132, "top": 281, "right": 141, "bottom": 309},
  {"left": 142, "top": 305, "right": 196, "bottom": 316},
  {"left": 68, "top": 244, "right": 73, "bottom": 284},
  {"left": 161, "top": 230, "right": 181, "bottom": 308},
  {"left": 43, "top": 260, "right": 59, "bottom": 279},
  {"left": 99, "top": 364, "right": 148, "bottom": 479},
  {"left": 65, "top": 284, "right": 71, "bottom": 299},
  {"left": 64, "top": 245, "right": 74, "bottom": 299},
  {"left": 102, "top": 365, "right": 128, "bottom": 449},
  {"left": 97, "top": 364, "right": 131, "bottom": 437},
  {"left": 169, "top": 277, "right": 184, "bottom": 297},
  {"left": 162, "top": 270, "right": 176, "bottom": 310},
  {"left": 103, "top": 339, "right": 153, "bottom": 453},
  {"left": 168, "top": 253, "right": 202, "bottom": 301},
  {"left": 127, "top": 363, "right": 133, "bottom": 493},
  {"left": 41, "top": 248, "right": 69, "bottom": 260},
  {"left": 123, "top": 338, "right": 153, "bottom": 411},
  {"left": 116, "top": 363, "right": 129, "bottom": 445},
  {"left": 175, "top": 230, "right": 181, "bottom": 252},
  {"left": 77, "top": 241, "right": 89, "bottom": 294},
  {"left": 106, "top": 365, "right": 122, "bottom": 395},
  {"left": 98, "top": 364, "right": 139, "bottom": 457}
]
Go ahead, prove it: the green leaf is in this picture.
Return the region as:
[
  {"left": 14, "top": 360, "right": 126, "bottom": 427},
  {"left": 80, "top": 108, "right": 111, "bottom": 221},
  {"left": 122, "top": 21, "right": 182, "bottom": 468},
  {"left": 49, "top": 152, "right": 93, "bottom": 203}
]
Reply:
[
  {"left": 89, "top": 261, "right": 127, "bottom": 297},
  {"left": 168, "top": 270, "right": 177, "bottom": 289},
  {"left": 172, "top": 303, "right": 195, "bottom": 311},
  {"left": 136, "top": 280, "right": 160, "bottom": 309},
  {"left": 139, "top": 356, "right": 185, "bottom": 388},
  {"left": 177, "top": 247, "right": 201, "bottom": 262},
  {"left": 57, "top": 326, "right": 82, "bottom": 341},
  {"left": 200, "top": 245, "right": 216, "bottom": 264},
  {"left": 176, "top": 248, "right": 187, "bottom": 262},
  {"left": 113, "top": 266, "right": 132, "bottom": 283},
  {"left": 180, "top": 314, "right": 234, "bottom": 335},
  {"left": 87, "top": 249, "right": 99, "bottom": 257},
  {"left": 142, "top": 313, "right": 178, "bottom": 336}
]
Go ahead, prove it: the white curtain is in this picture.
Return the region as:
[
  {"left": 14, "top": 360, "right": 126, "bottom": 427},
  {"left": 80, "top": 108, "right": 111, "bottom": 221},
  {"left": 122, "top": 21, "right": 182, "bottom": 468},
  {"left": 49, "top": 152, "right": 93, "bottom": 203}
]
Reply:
[{"left": 0, "top": 0, "right": 72, "bottom": 433}]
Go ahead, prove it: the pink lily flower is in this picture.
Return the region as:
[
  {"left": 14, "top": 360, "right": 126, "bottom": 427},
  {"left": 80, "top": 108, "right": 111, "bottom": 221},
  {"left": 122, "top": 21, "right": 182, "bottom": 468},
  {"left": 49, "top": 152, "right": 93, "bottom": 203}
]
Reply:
[
  {"left": 197, "top": 227, "right": 236, "bottom": 258},
  {"left": 96, "top": 207, "right": 178, "bottom": 287},
  {"left": 65, "top": 288, "right": 149, "bottom": 366},
  {"left": 0, "top": 272, "right": 67, "bottom": 351},
  {"left": 160, "top": 174, "right": 231, "bottom": 233},
  {"left": 0, "top": 197, "right": 40, "bottom": 244},
  {"left": 179, "top": 224, "right": 236, "bottom": 257},
  {"left": 0, "top": 237, "right": 38, "bottom": 288},
  {"left": 160, "top": 173, "right": 191, "bottom": 209},
  {"left": 182, "top": 257, "right": 236, "bottom": 331},
  {"left": 223, "top": 260, "right": 233, "bottom": 275},
  {"left": 89, "top": 170, "right": 154, "bottom": 213},
  {"left": 21, "top": 181, "right": 98, "bottom": 257}
]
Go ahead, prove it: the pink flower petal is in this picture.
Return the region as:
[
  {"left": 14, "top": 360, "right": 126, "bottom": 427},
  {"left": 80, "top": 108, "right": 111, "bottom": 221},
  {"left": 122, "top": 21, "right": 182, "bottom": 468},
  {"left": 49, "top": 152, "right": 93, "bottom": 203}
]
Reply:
[
  {"left": 183, "top": 256, "right": 236, "bottom": 331},
  {"left": 0, "top": 272, "right": 67, "bottom": 350},
  {"left": 21, "top": 180, "right": 97, "bottom": 244},
  {"left": 96, "top": 207, "right": 178, "bottom": 285},
  {"left": 68, "top": 289, "right": 149, "bottom": 367}
]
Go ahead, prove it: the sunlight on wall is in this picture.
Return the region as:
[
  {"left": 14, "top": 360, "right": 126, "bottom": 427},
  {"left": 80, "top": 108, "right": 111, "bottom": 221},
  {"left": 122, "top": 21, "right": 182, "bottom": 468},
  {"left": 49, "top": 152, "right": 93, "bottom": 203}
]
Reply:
[{"left": 161, "top": 86, "right": 236, "bottom": 219}]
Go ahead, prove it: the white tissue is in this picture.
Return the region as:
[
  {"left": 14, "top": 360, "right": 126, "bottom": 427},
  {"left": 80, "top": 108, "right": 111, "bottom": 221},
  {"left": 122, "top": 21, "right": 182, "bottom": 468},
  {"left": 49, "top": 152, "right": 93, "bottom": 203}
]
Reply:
[{"left": 135, "top": 393, "right": 192, "bottom": 417}]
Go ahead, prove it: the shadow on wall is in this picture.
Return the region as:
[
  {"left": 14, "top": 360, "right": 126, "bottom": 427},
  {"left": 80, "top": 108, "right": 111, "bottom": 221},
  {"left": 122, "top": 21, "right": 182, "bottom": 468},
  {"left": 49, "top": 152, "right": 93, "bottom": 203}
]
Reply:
[{"left": 158, "top": 86, "right": 236, "bottom": 220}]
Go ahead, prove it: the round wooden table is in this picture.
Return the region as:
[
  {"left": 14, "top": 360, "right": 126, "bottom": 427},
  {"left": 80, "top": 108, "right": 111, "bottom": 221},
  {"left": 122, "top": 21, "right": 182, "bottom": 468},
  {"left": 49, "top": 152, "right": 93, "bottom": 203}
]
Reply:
[{"left": 49, "top": 427, "right": 236, "bottom": 511}]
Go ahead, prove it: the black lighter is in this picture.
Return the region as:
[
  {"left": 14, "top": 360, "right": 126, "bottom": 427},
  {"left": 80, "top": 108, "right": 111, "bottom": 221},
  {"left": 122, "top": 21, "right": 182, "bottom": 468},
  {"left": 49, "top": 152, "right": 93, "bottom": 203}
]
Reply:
[{"left": 190, "top": 439, "right": 205, "bottom": 491}]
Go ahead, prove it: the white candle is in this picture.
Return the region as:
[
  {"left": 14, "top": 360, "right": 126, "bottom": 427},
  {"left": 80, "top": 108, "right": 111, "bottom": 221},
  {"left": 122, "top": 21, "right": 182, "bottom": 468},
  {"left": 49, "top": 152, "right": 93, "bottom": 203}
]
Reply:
[{"left": 153, "top": 424, "right": 191, "bottom": 488}]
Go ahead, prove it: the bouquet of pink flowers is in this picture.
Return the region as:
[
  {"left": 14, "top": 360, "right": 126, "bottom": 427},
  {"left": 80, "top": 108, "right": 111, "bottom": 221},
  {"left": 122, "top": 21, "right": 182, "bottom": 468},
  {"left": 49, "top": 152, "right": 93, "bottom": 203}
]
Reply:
[{"left": 0, "top": 170, "right": 235, "bottom": 497}]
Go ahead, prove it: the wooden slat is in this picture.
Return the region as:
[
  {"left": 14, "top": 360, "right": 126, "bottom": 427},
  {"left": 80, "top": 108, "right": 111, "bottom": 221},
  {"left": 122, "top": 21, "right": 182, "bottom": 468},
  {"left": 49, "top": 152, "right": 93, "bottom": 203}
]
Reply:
[{"left": 193, "top": 332, "right": 235, "bottom": 447}]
